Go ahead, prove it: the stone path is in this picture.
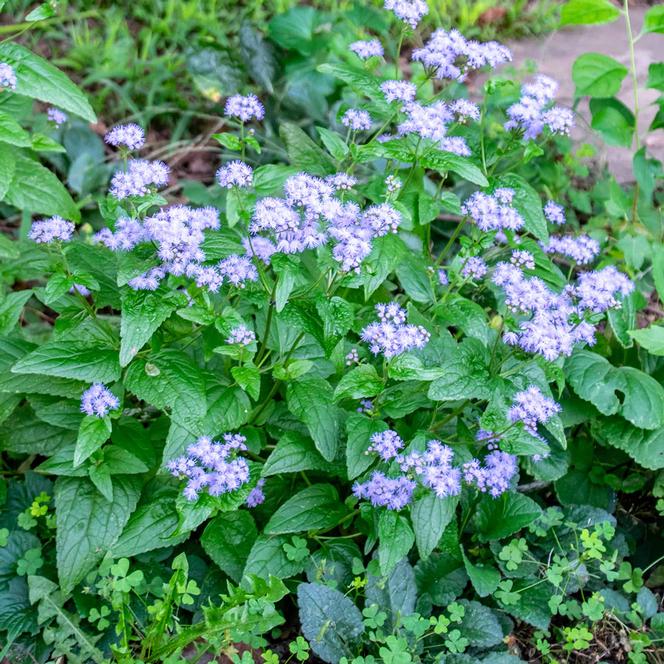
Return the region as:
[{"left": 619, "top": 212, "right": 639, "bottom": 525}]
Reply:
[{"left": 505, "top": 6, "right": 662, "bottom": 182}]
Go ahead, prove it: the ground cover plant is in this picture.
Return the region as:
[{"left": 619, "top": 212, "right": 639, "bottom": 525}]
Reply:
[{"left": 0, "top": 0, "right": 663, "bottom": 662}]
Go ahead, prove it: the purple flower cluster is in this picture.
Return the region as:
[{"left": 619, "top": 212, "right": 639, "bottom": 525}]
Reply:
[
  {"left": 248, "top": 173, "right": 401, "bottom": 272},
  {"left": 508, "top": 386, "right": 560, "bottom": 438},
  {"left": 70, "top": 284, "right": 91, "bottom": 297},
  {"left": 0, "top": 63, "right": 17, "bottom": 91},
  {"left": 542, "top": 234, "right": 600, "bottom": 265},
  {"left": 494, "top": 262, "right": 593, "bottom": 360},
  {"left": 462, "top": 451, "right": 518, "bottom": 497},
  {"left": 397, "top": 101, "right": 471, "bottom": 156},
  {"left": 95, "top": 205, "right": 233, "bottom": 291},
  {"left": 105, "top": 123, "right": 145, "bottom": 150},
  {"left": 345, "top": 348, "right": 359, "bottom": 365},
  {"left": 400, "top": 440, "right": 461, "bottom": 498},
  {"left": 352, "top": 471, "right": 415, "bottom": 510},
  {"left": 412, "top": 29, "right": 511, "bottom": 81},
  {"left": 109, "top": 159, "right": 170, "bottom": 199},
  {"left": 167, "top": 434, "right": 251, "bottom": 501},
  {"left": 341, "top": 108, "right": 372, "bottom": 131},
  {"left": 349, "top": 39, "right": 384, "bottom": 59},
  {"left": 327, "top": 173, "right": 357, "bottom": 191},
  {"left": 355, "top": 436, "right": 520, "bottom": 510},
  {"left": 450, "top": 99, "right": 481, "bottom": 122},
  {"left": 493, "top": 254, "right": 633, "bottom": 360},
  {"left": 29, "top": 216, "right": 74, "bottom": 243},
  {"left": 462, "top": 188, "right": 525, "bottom": 232},
  {"left": 246, "top": 478, "right": 265, "bottom": 507},
  {"left": 462, "top": 256, "right": 488, "bottom": 280},
  {"left": 368, "top": 429, "right": 405, "bottom": 461},
  {"left": 361, "top": 303, "right": 430, "bottom": 358},
  {"left": 380, "top": 80, "right": 417, "bottom": 104},
  {"left": 218, "top": 255, "right": 259, "bottom": 288},
  {"left": 511, "top": 250, "right": 535, "bottom": 270},
  {"left": 227, "top": 325, "right": 256, "bottom": 346},
  {"left": 385, "top": 175, "right": 402, "bottom": 193},
  {"left": 384, "top": 0, "right": 428, "bottom": 28},
  {"left": 216, "top": 161, "right": 253, "bottom": 189},
  {"left": 505, "top": 75, "right": 574, "bottom": 140},
  {"left": 544, "top": 200, "right": 566, "bottom": 225},
  {"left": 574, "top": 266, "right": 634, "bottom": 313},
  {"left": 81, "top": 383, "right": 119, "bottom": 418},
  {"left": 224, "top": 94, "right": 265, "bottom": 123},
  {"left": 47, "top": 107, "right": 67, "bottom": 126}
]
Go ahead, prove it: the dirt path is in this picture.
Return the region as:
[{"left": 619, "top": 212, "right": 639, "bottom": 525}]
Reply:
[{"left": 506, "top": 6, "right": 662, "bottom": 182}]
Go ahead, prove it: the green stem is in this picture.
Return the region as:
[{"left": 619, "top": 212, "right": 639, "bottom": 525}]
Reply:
[{"left": 624, "top": 0, "right": 641, "bottom": 223}]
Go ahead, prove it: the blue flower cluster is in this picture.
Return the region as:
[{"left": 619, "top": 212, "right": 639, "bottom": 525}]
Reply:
[
  {"left": 167, "top": 434, "right": 251, "bottom": 501},
  {"left": 360, "top": 303, "right": 430, "bottom": 358}
]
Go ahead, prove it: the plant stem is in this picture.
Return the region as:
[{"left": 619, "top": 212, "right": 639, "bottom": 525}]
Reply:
[{"left": 623, "top": 0, "right": 641, "bottom": 223}]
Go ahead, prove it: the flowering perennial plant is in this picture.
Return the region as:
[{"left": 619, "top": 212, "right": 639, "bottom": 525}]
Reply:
[{"left": 2, "top": 0, "right": 663, "bottom": 661}]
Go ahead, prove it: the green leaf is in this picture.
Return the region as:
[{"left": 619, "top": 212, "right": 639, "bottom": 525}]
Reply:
[
  {"left": 269, "top": 6, "right": 317, "bottom": 54},
  {"left": 119, "top": 289, "right": 178, "bottom": 367},
  {"left": 238, "top": 21, "right": 277, "bottom": 93},
  {"left": 25, "top": 3, "right": 56, "bottom": 21},
  {"left": 646, "top": 63, "right": 664, "bottom": 92},
  {"left": 0, "top": 111, "right": 31, "bottom": 147},
  {"left": 112, "top": 493, "right": 185, "bottom": 558},
  {"left": 262, "top": 431, "right": 329, "bottom": 477},
  {"left": 428, "top": 338, "right": 493, "bottom": 401},
  {"left": 316, "top": 126, "right": 349, "bottom": 161},
  {"left": 287, "top": 378, "right": 341, "bottom": 461},
  {"left": 411, "top": 494, "right": 458, "bottom": 559},
  {"left": 345, "top": 413, "right": 387, "bottom": 480},
  {"left": 573, "top": 53, "right": 628, "bottom": 97},
  {"left": 297, "top": 583, "right": 364, "bottom": 663},
  {"left": 456, "top": 600, "right": 504, "bottom": 648},
  {"left": 213, "top": 132, "right": 242, "bottom": 151},
  {"left": 366, "top": 558, "right": 416, "bottom": 630},
  {"left": 125, "top": 350, "right": 206, "bottom": 419},
  {"left": 378, "top": 511, "right": 414, "bottom": 575},
  {"left": 12, "top": 340, "right": 120, "bottom": 383},
  {"left": 619, "top": 367, "right": 664, "bottom": 430},
  {"left": 628, "top": 325, "right": 664, "bottom": 355},
  {"left": 334, "top": 364, "right": 383, "bottom": 401},
  {"left": 89, "top": 464, "right": 113, "bottom": 502},
  {"left": 593, "top": 417, "right": 664, "bottom": 470},
  {"left": 231, "top": 365, "right": 261, "bottom": 400},
  {"left": 565, "top": 350, "right": 664, "bottom": 429},
  {"left": 265, "top": 484, "right": 347, "bottom": 534},
  {"left": 590, "top": 97, "right": 635, "bottom": 148},
  {"left": 202, "top": 511, "right": 257, "bottom": 582},
  {"left": 243, "top": 534, "right": 306, "bottom": 580},
  {"left": 560, "top": 0, "right": 621, "bottom": 25},
  {"left": 0, "top": 144, "right": 16, "bottom": 200},
  {"left": 317, "top": 62, "right": 384, "bottom": 99},
  {"left": 395, "top": 255, "right": 435, "bottom": 304},
  {"left": 74, "top": 416, "right": 111, "bottom": 467},
  {"left": 461, "top": 550, "right": 500, "bottom": 598},
  {"left": 474, "top": 492, "right": 542, "bottom": 541},
  {"left": 0, "top": 407, "right": 75, "bottom": 454},
  {"left": 279, "top": 122, "right": 336, "bottom": 176},
  {"left": 421, "top": 151, "right": 488, "bottom": 187},
  {"left": 361, "top": 233, "right": 408, "bottom": 298},
  {"left": 494, "top": 174, "right": 548, "bottom": 241},
  {"left": 643, "top": 5, "right": 664, "bottom": 34},
  {"left": 55, "top": 476, "right": 140, "bottom": 592},
  {"left": 0, "top": 43, "right": 95, "bottom": 122},
  {"left": 0, "top": 290, "right": 32, "bottom": 337},
  {"left": 3, "top": 152, "right": 79, "bottom": 221}
]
